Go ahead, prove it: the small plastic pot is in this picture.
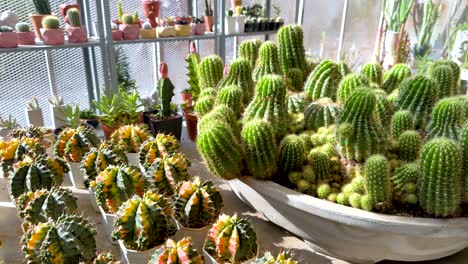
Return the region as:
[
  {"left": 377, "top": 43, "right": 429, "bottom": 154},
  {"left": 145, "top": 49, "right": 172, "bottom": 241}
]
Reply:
[
  {"left": 191, "top": 23, "right": 205, "bottom": 35},
  {"left": 0, "top": 32, "right": 18, "bottom": 48},
  {"left": 17, "top": 32, "right": 36, "bottom": 45},
  {"left": 119, "top": 24, "right": 140, "bottom": 40},
  {"left": 67, "top": 162, "right": 85, "bottom": 189},
  {"left": 112, "top": 30, "right": 123, "bottom": 41},
  {"left": 66, "top": 26, "right": 88, "bottom": 43},
  {"left": 40, "top": 28, "right": 65, "bottom": 45},
  {"left": 140, "top": 28, "right": 156, "bottom": 39},
  {"left": 175, "top": 24, "right": 191, "bottom": 37}
]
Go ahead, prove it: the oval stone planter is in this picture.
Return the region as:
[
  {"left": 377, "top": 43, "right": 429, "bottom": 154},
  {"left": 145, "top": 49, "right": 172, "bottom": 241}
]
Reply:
[{"left": 227, "top": 177, "right": 468, "bottom": 264}]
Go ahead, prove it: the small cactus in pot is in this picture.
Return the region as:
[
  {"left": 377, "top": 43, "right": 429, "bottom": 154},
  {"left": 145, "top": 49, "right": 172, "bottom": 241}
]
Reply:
[
  {"left": 0, "top": 25, "right": 18, "bottom": 49},
  {"left": 65, "top": 8, "right": 88, "bottom": 43},
  {"left": 111, "top": 125, "right": 151, "bottom": 153},
  {"left": 40, "top": 15, "right": 64, "bottom": 45},
  {"left": 119, "top": 13, "right": 140, "bottom": 40},
  {"left": 16, "top": 22, "right": 36, "bottom": 45},
  {"left": 149, "top": 237, "right": 204, "bottom": 264},
  {"left": 54, "top": 125, "right": 101, "bottom": 163},
  {"left": 139, "top": 133, "right": 181, "bottom": 169}
]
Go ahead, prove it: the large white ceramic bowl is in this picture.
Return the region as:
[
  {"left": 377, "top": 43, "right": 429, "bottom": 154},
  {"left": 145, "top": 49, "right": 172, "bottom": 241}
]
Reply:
[{"left": 227, "top": 177, "right": 468, "bottom": 264}]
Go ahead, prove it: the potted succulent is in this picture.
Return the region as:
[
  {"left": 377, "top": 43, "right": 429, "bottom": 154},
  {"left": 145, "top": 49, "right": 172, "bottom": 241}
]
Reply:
[
  {"left": 138, "top": 133, "right": 181, "bottom": 169},
  {"left": 58, "top": 3, "right": 80, "bottom": 23},
  {"left": 149, "top": 237, "right": 204, "bottom": 264},
  {"left": 65, "top": 8, "right": 88, "bottom": 43},
  {"left": 40, "top": 16, "right": 64, "bottom": 45},
  {"left": 234, "top": 6, "right": 246, "bottom": 33},
  {"left": 272, "top": 4, "right": 282, "bottom": 30},
  {"left": 0, "top": 115, "right": 19, "bottom": 138},
  {"left": 48, "top": 95, "right": 67, "bottom": 130},
  {"left": 24, "top": 98, "right": 44, "bottom": 127},
  {"left": 111, "top": 22, "right": 123, "bottom": 40},
  {"left": 225, "top": 10, "right": 236, "bottom": 35},
  {"left": 30, "top": 0, "right": 52, "bottom": 40},
  {"left": 0, "top": 135, "right": 46, "bottom": 177},
  {"left": 142, "top": 0, "right": 160, "bottom": 28},
  {"left": 110, "top": 125, "right": 151, "bottom": 165},
  {"left": 133, "top": 11, "right": 143, "bottom": 28},
  {"left": 145, "top": 152, "right": 191, "bottom": 194},
  {"left": 0, "top": 26, "right": 18, "bottom": 48},
  {"left": 204, "top": 0, "right": 214, "bottom": 32},
  {"left": 156, "top": 18, "right": 176, "bottom": 38},
  {"left": 175, "top": 16, "right": 191, "bottom": 37},
  {"left": 119, "top": 13, "right": 139, "bottom": 40},
  {"left": 15, "top": 22, "right": 35, "bottom": 45},
  {"left": 79, "top": 109, "right": 99, "bottom": 128},
  {"left": 140, "top": 21, "right": 156, "bottom": 39},
  {"left": 112, "top": 191, "right": 177, "bottom": 263},
  {"left": 190, "top": 16, "right": 205, "bottom": 35}
]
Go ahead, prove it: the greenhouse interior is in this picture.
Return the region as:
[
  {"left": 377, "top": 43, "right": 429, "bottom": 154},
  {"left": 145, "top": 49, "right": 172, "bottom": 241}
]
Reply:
[{"left": 0, "top": 0, "right": 467, "bottom": 263}]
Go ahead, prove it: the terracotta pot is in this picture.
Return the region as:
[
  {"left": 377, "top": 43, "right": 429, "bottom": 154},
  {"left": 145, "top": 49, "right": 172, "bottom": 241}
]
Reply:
[
  {"left": 59, "top": 4, "right": 80, "bottom": 24},
  {"left": 190, "top": 23, "right": 205, "bottom": 35},
  {"left": 119, "top": 24, "right": 140, "bottom": 40},
  {"left": 175, "top": 24, "right": 191, "bottom": 36},
  {"left": 180, "top": 92, "right": 193, "bottom": 107},
  {"left": 66, "top": 26, "right": 88, "bottom": 43},
  {"left": 112, "top": 30, "right": 123, "bottom": 41},
  {"left": 156, "top": 26, "right": 176, "bottom": 38},
  {"left": 101, "top": 124, "right": 119, "bottom": 140},
  {"left": 40, "top": 28, "right": 65, "bottom": 45},
  {"left": 203, "top": 16, "right": 214, "bottom": 32},
  {"left": 0, "top": 32, "right": 18, "bottom": 48},
  {"left": 183, "top": 109, "right": 197, "bottom": 142},
  {"left": 142, "top": 0, "right": 160, "bottom": 28},
  {"left": 17, "top": 32, "right": 35, "bottom": 45},
  {"left": 29, "top": 14, "right": 46, "bottom": 40},
  {"left": 140, "top": 28, "right": 156, "bottom": 39}
]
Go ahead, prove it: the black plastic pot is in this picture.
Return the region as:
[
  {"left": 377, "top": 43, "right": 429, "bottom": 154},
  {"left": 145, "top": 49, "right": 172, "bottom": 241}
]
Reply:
[
  {"left": 252, "top": 22, "right": 259, "bottom": 32},
  {"left": 143, "top": 110, "right": 183, "bottom": 141},
  {"left": 258, "top": 22, "right": 266, "bottom": 31},
  {"left": 82, "top": 119, "right": 99, "bottom": 128}
]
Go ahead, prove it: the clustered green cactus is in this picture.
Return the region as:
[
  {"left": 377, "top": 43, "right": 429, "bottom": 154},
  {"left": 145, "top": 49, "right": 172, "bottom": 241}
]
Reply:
[
  {"left": 253, "top": 41, "right": 283, "bottom": 82},
  {"left": 425, "top": 98, "right": 464, "bottom": 141},
  {"left": 215, "top": 85, "right": 244, "bottom": 116},
  {"left": 398, "top": 130, "right": 422, "bottom": 162},
  {"left": 304, "top": 98, "right": 341, "bottom": 131},
  {"left": 361, "top": 62, "right": 383, "bottom": 85},
  {"left": 239, "top": 39, "right": 261, "bottom": 70},
  {"left": 287, "top": 93, "right": 306, "bottom": 114},
  {"left": 304, "top": 60, "right": 342, "bottom": 101},
  {"left": 149, "top": 237, "right": 203, "bottom": 264},
  {"left": 286, "top": 68, "right": 305, "bottom": 92},
  {"left": 200, "top": 55, "right": 224, "bottom": 88},
  {"left": 391, "top": 162, "right": 420, "bottom": 204},
  {"left": 336, "top": 73, "right": 370, "bottom": 104},
  {"left": 427, "top": 64, "right": 455, "bottom": 98},
  {"left": 279, "top": 135, "right": 306, "bottom": 174},
  {"left": 146, "top": 153, "right": 191, "bottom": 194},
  {"left": 373, "top": 89, "right": 394, "bottom": 128},
  {"left": 67, "top": 8, "right": 82, "bottom": 27},
  {"left": 382, "top": 63, "right": 411, "bottom": 92},
  {"left": 462, "top": 125, "right": 468, "bottom": 203},
  {"left": 432, "top": 60, "right": 460, "bottom": 94},
  {"left": 390, "top": 110, "right": 414, "bottom": 139},
  {"left": 195, "top": 94, "right": 215, "bottom": 117},
  {"left": 364, "top": 155, "right": 391, "bottom": 211},
  {"left": 218, "top": 58, "right": 254, "bottom": 104},
  {"left": 308, "top": 149, "right": 330, "bottom": 182},
  {"left": 338, "top": 61, "right": 351, "bottom": 77},
  {"left": 186, "top": 43, "right": 202, "bottom": 101},
  {"left": 278, "top": 25, "right": 306, "bottom": 77}
]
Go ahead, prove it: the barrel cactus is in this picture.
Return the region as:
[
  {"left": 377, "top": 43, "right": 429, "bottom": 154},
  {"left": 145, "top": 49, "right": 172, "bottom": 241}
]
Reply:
[
  {"left": 391, "top": 162, "right": 420, "bottom": 204},
  {"left": 461, "top": 125, "right": 468, "bottom": 202},
  {"left": 279, "top": 135, "right": 306, "bottom": 174},
  {"left": 373, "top": 89, "right": 393, "bottom": 128},
  {"left": 365, "top": 155, "right": 391, "bottom": 210},
  {"left": 304, "top": 98, "right": 341, "bottom": 131},
  {"left": 22, "top": 215, "right": 96, "bottom": 263},
  {"left": 218, "top": 58, "right": 254, "bottom": 104},
  {"left": 112, "top": 191, "right": 176, "bottom": 250},
  {"left": 336, "top": 73, "right": 370, "bottom": 104},
  {"left": 425, "top": 98, "right": 464, "bottom": 141},
  {"left": 195, "top": 94, "right": 215, "bottom": 117},
  {"left": 427, "top": 64, "right": 455, "bottom": 98},
  {"left": 54, "top": 125, "right": 101, "bottom": 163},
  {"left": 0, "top": 137, "right": 45, "bottom": 167},
  {"left": 173, "top": 177, "right": 223, "bottom": 228},
  {"left": 146, "top": 153, "right": 191, "bottom": 194},
  {"left": 205, "top": 214, "right": 258, "bottom": 263},
  {"left": 338, "top": 60, "right": 351, "bottom": 77},
  {"left": 398, "top": 130, "right": 422, "bottom": 162},
  {"left": 149, "top": 237, "right": 203, "bottom": 264},
  {"left": 139, "top": 134, "right": 181, "bottom": 169},
  {"left": 390, "top": 110, "right": 414, "bottom": 139},
  {"left": 286, "top": 68, "right": 305, "bottom": 92},
  {"left": 241, "top": 119, "right": 278, "bottom": 179},
  {"left": 278, "top": 24, "right": 306, "bottom": 76},
  {"left": 382, "top": 63, "right": 411, "bottom": 92},
  {"left": 238, "top": 39, "right": 261, "bottom": 70},
  {"left": 304, "top": 60, "right": 342, "bottom": 101},
  {"left": 431, "top": 60, "right": 460, "bottom": 93},
  {"left": 111, "top": 125, "right": 151, "bottom": 153},
  {"left": 200, "top": 55, "right": 224, "bottom": 89},
  {"left": 361, "top": 62, "right": 383, "bottom": 85},
  {"left": 81, "top": 142, "right": 128, "bottom": 183},
  {"left": 308, "top": 149, "right": 330, "bottom": 182},
  {"left": 199, "top": 87, "right": 217, "bottom": 98},
  {"left": 287, "top": 93, "right": 306, "bottom": 114},
  {"left": 215, "top": 85, "right": 244, "bottom": 116},
  {"left": 198, "top": 104, "right": 241, "bottom": 139},
  {"left": 253, "top": 41, "right": 282, "bottom": 82},
  {"left": 254, "top": 251, "right": 297, "bottom": 264}
]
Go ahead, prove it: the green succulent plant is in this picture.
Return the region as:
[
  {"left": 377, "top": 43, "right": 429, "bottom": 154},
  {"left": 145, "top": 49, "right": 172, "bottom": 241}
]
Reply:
[
  {"left": 253, "top": 41, "right": 283, "bottom": 82},
  {"left": 304, "top": 60, "right": 342, "bottom": 101}
]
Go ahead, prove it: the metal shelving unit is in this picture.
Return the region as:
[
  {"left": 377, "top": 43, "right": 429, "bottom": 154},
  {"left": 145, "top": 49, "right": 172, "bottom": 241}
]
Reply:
[{"left": 0, "top": 39, "right": 102, "bottom": 53}]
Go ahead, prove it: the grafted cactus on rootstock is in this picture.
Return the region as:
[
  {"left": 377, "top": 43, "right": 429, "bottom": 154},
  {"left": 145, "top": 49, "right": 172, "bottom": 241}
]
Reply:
[
  {"left": 419, "top": 138, "right": 463, "bottom": 217},
  {"left": 146, "top": 152, "right": 191, "bottom": 194},
  {"left": 304, "top": 98, "right": 341, "bottom": 131},
  {"left": 395, "top": 75, "right": 438, "bottom": 129},
  {"left": 308, "top": 149, "right": 330, "bottom": 182},
  {"left": 91, "top": 165, "right": 147, "bottom": 213},
  {"left": 279, "top": 135, "right": 306, "bottom": 174},
  {"left": 218, "top": 58, "right": 254, "bottom": 104},
  {"left": 195, "top": 94, "right": 215, "bottom": 117},
  {"left": 391, "top": 162, "right": 420, "bottom": 204},
  {"left": 427, "top": 64, "right": 455, "bottom": 98},
  {"left": 54, "top": 125, "right": 101, "bottom": 163},
  {"left": 253, "top": 41, "right": 282, "bottom": 82},
  {"left": 241, "top": 119, "right": 278, "bottom": 179},
  {"left": 158, "top": 62, "right": 176, "bottom": 118},
  {"left": 361, "top": 62, "right": 383, "bottom": 85},
  {"left": 139, "top": 134, "right": 181, "bottom": 169},
  {"left": 304, "top": 60, "right": 342, "bottom": 101},
  {"left": 243, "top": 75, "right": 288, "bottom": 136},
  {"left": 336, "top": 88, "right": 386, "bottom": 162},
  {"left": 336, "top": 73, "right": 370, "bottom": 104},
  {"left": 112, "top": 191, "right": 176, "bottom": 250},
  {"left": 173, "top": 177, "right": 223, "bottom": 228},
  {"left": 462, "top": 125, "right": 468, "bottom": 202},
  {"left": 17, "top": 187, "right": 77, "bottom": 224},
  {"left": 254, "top": 251, "right": 298, "bottom": 264},
  {"left": 149, "top": 237, "right": 203, "bottom": 264},
  {"left": 22, "top": 215, "right": 97, "bottom": 263},
  {"left": 215, "top": 85, "right": 244, "bottom": 116},
  {"left": 111, "top": 125, "right": 151, "bottom": 153},
  {"left": 205, "top": 214, "right": 258, "bottom": 263},
  {"left": 365, "top": 155, "right": 391, "bottom": 211},
  {"left": 278, "top": 25, "right": 307, "bottom": 76},
  {"left": 431, "top": 59, "right": 460, "bottom": 93},
  {"left": 199, "top": 55, "right": 224, "bottom": 89},
  {"left": 390, "top": 110, "right": 414, "bottom": 139},
  {"left": 425, "top": 98, "right": 464, "bottom": 141},
  {"left": 186, "top": 42, "right": 202, "bottom": 101},
  {"left": 398, "top": 130, "right": 422, "bottom": 162},
  {"left": 382, "top": 63, "right": 411, "bottom": 92},
  {"left": 239, "top": 39, "right": 262, "bottom": 70}
]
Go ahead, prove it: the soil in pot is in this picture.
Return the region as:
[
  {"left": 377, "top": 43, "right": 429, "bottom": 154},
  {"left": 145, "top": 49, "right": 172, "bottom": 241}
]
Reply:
[{"left": 143, "top": 111, "right": 183, "bottom": 140}]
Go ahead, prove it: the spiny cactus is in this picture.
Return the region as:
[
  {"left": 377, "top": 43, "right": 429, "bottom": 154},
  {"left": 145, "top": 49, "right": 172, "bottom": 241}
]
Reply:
[
  {"left": 336, "top": 73, "right": 370, "bottom": 104},
  {"left": 0, "top": 137, "right": 45, "bottom": 168},
  {"left": 200, "top": 55, "right": 224, "bottom": 89},
  {"left": 382, "top": 63, "right": 411, "bottom": 92},
  {"left": 218, "top": 58, "right": 254, "bottom": 104},
  {"left": 243, "top": 75, "right": 288, "bottom": 136},
  {"left": 158, "top": 62, "right": 176, "bottom": 118},
  {"left": 239, "top": 39, "right": 262, "bottom": 70},
  {"left": 42, "top": 15, "right": 60, "bottom": 29},
  {"left": 146, "top": 153, "right": 191, "bottom": 194},
  {"left": 121, "top": 13, "right": 134, "bottom": 25},
  {"left": 199, "top": 87, "right": 217, "bottom": 98},
  {"left": 286, "top": 68, "right": 305, "bottom": 92},
  {"left": 455, "top": 95, "right": 468, "bottom": 120},
  {"left": 91, "top": 165, "right": 147, "bottom": 213},
  {"left": 425, "top": 98, "right": 464, "bottom": 141},
  {"left": 395, "top": 75, "right": 438, "bottom": 129},
  {"left": 364, "top": 155, "right": 391, "bottom": 210},
  {"left": 336, "top": 88, "right": 386, "bottom": 162},
  {"left": 195, "top": 94, "right": 215, "bottom": 117},
  {"left": 338, "top": 60, "right": 351, "bottom": 77},
  {"left": 186, "top": 42, "right": 202, "bottom": 102},
  {"left": 22, "top": 215, "right": 96, "bottom": 263},
  {"left": 215, "top": 85, "right": 244, "bottom": 116},
  {"left": 81, "top": 142, "right": 128, "bottom": 184},
  {"left": 54, "top": 125, "right": 101, "bottom": 163},
  {"left": 17, "top": 187, "right": 77, "bottom": 225},
  {"left": 254, "top": 251, "right": 298, "bottom": 264},
  {"left": 112, "top": 191, "right": 176, "bottom": 250},
  {"left": 308, "top": 149, "right": 330, "bottom": 182},
  {"left": 427, "top": 64, "right": 455, "bottom": 98},
  {"left": 253, "top": 41, "right": 282, "bottom": 82},
  {"left": 139, "top": 134, "right": 181, "bottom": 169},
  {"left": 419, "top": 138, "right": 463, "bottom": 217},
  {"left": 241, "top": 119, "right": 278, "bottom": 179},
  {"left": 431, "top": 60, "right": 460, "bottom": 94},
  {"left": 111, "top": 125, "right": 151, "bottom": 153},
  {"left": 304, "top": 98, "right": 341, "bottom": 131},
  {"left": 198, "top": 104, "right": 241, "bottom": 139},
  {"left": 398, "top": 130, "right": 422, "bottom": 161},
  {"left": 205, "top": 214, "right": 257, "bottom": 263},
  {"left": 304, "top": 60, "right": 342, "bottom": 101},
  {"left": 173, "top": 177, "right": 223, "bottom": 228},
  {"left": 391, "top": 162, "right": 420, "bottom": 204},
  {"left": 279, "top": 135, "right": 306, "bottom": 174},
  {"left": 287, "top": 93, "right": 306, "bottom": 114},
  {"left": 278, "top": 24, "right": 306, "bottom": 76},
  {"left": 390, "top": 110, "right": 414, "bottom": 139},
  {"left": 461, "top": 125, "right": 468, "bottom": 202},
  {"left": 361, "top": 62, "right": 383, "bottom": 85},
  {"left": 149, "top": 237, "right": 203, "bottom": 264},
  {"left": 373, "top": 89, "right": 393, "bottom": 128},
  {"left": 67, "top": 8, "right": 81, "bottom": 27}
]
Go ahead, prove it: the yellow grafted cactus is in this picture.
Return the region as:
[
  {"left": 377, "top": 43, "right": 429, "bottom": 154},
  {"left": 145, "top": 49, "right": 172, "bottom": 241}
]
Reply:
[
  {"left": 111, "top": 125, "right": 151, "bottom": 153},
  {"left": 54, "top": 125, "right": 101, "bottom": 163}
]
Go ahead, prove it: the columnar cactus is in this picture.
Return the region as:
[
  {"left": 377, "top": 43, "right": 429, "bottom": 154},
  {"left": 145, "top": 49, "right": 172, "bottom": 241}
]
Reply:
[
  {"left": 398, "top": 130, "right": 422, "bottom": 162},
  {"left": 200, "top": 55, "right": 224, "bottom": 89},
  {"left": 218, "top": 58, "right": 254, "bottom": 104},
  {"left": 146, "top": 153, "right": 191, "bottom": 194},
  {"left": 382, "top": 63, "right": 411, "bottom": 92},
  {"left": 81, "top": 142, "right": 128, "bottom": 183},
  {"left": 139, "top": 134, "right": 181, "bottom": 169},
  {"left": 215, "top": 85, "right": 244, "bottom": 116},
  {"left": 54, "top": 125, "right": 101, "bottom": 163},
  {"left": 254, "top": 251, "right": 298, "bottom": 264},
  {"left": 395, "top": 75, "right": 438, "bottom": 129},
  {"left": 67, "top": 8, "right": 82, "bottom": 27},
  {"left": 195, "top": 94, "right": 215, "bottom": 117},
  {"left": 173, "top": 177, "right": 223, "bottom": 228},
  {"left": 390, "top": 110, "right": 414, "bottom": 139},
  {"left": 338, "top": 60, "right": 351, "bottom": 77},
  {"left": 427, "top": 64, "right": 455, "bottom": 98},
  {"left": 336, "top": 88, "right": 386, "bottom": 162},
  {"left": 199, "top": 87, "right": 217, "bottom": 98},
  {"left": 336, "top": 73, "right": 370, "bottom": 104},
  {"left": 286, "top": 68, "right": 305, "bottom": 92},
  {"left": 304, "top": 98, "right": 341, "bottom": 131},
  {"left": 111, "top": 125, "right": 151, "bottom": 153},
  {"left": 205, "top": 214, "right": 258, "bottom": 263},
  {"left": 361, "top": 62, "right": 383, "bottom": 85},
  {"left": 198, "top": 105, "right": 241, "bottom": 140},
  {"left": 22, "top": 215, "right": 96, "bottom": 263},
  {"left": 432, "top": 60, "right": 460, "bottom": 93},
  {"left": 17, "top": 187, "right": 77, "bottom": 224},
  {"left": 304, "top": 60, "right": 342, "bottom": 101},
  {"left": 149, "top": 237, "right": 203, "bottom": 264},
  {"left": 243, "top": 75, "right": 288, "bottom": 136},
  {"left": 364, "top": 155, "right": 391, "bottom": 210},
  {"left": 425, "top": 98, "right": 464, "bottom": 141},
  {"left": 461, "top": 125, "right": 468, "bottom": 202},
  {"left": 241, "top": 119, "right": 278, "bottom": 179},
  {"left": 186, "top": 42, "right": 202, "bottom": 101},
  {"left": 239, "top": 39, "right": 261, "bottom": 70},
  {"left": 308, "top": 149, "right": 330, "bottom": 182},
  {"left": 112, "top": 191, "right": 176, "bottom": 250},
  {"left": 91, "top": 165, "right": 147, "bottom": 213},
  {"left": 278, "top": 24, "right": 306, "bottom": 76},
  {"left": 278, "top": 135, "right": 306, "bottom": 174},
  {"left": 419, "top": 138, "right": 463, "bottom": 217},
  {"left": 287, "top": 93, "right": 306, "bottom": 114},
  {"left": 253, "top": 41, "right": 282, "bottom": 82},
  {"left": 157, "top": 62, "right": 176, "bottom": 118}
]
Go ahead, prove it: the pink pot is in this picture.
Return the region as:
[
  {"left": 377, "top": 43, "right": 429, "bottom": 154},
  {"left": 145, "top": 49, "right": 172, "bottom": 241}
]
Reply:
[
  {"left": 0, "top": 32, "right": 18, "bottom": 48},
  {"left": 17, "top": 32, "right": 36, "bottom": 45},
  {"left": 112, "top": 30, "right": 123, "bottom": 41},
  {"left": 190, "top": 23, "right": 205, "bottom": 35},
  {"left": 142, "top": 0, "right": 161, "bottom": 28},
  {"left": 40, "top": 29, "right": 65, "bottom": 45},
  {"left": 119, "top": 24, "right": 140, "bottom": 40},
  {"left": 66, "top": 26, "right": 88, "bottom": 43},
  {"left": 59, "top": 4, "right": 81, "bottom": 24}
]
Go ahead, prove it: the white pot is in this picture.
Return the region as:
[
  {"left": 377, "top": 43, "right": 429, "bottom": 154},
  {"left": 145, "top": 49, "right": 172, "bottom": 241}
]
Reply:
[
  {"left": 225, "top": 17, "right": 236, "bottom": 35},
  {"left": 50, "top": 105, "right": 67, "bottom": 129},
  {"left": 125, "top": 153, "right": 140, "bottom": 166},
  {"left": 98, "top": 205, "right": 118, "bottom": 245},
  {"left": 67, "top": 162, "right": 85, "bottom": 189},
  {"left": 25, "top": 108, "right": 44, "bottom": 127},
  {"left": 235, "top": 16, "right": 246, "bottom": 34},
  {"left": 118, "top": 239, "right": 158, "bottom": 264},
  {"left": 227, "top": 177, "right": 468, "bottom": 264},
  {"left": 88, "top": 187, "right": 100, "bottom": 213}
]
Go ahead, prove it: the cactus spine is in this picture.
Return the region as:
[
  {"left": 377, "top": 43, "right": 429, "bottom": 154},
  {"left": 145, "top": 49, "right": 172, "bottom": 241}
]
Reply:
[
  {"left": 304, "top": 98, "right": 341, "bottom": 131},
  {"left": 253, "top": 41, "right": 282, "bottom": 82},
  {"left": 382, "top": 63, "right": 411, "bottom": 92},
  {"left": 390, "top": 110, "right": 414, "bottom": 139},
  {"left": 146, "top": 153, "right": 191, "bottom": 194},
  {"left": 198, "top": 105, "right": 241, "bottom": 140},
  {"left": 215, "top": 85, "right": 244, "bottom": 116},
  {"left": 461, "top": 125, "right": 468, "bottom": 202},
  {"left": 111, "top": 125, "right": 151, "bottom": 153},
  {"left": 54, "top": 125, "right": 101, "bottom": 163},
  {"left": 398, "top": 130, "right": 422, "bottom": 161},
  {"left": 308, "top": 149, "right": 330, "bottom": 182},
  {"left": 432, "top": 60, "right": 460, "bottom": 93},
  {"left": 238, "top": 39, "right": 261, "bottom": 70},
  {"left": 67, "top": 8, "right": 81, "bottom": 27},
  {"left": 427, "top": 64, "right": 455, "bottom": 98},
  {"left": 425, "top": 98, "right": 464, "bottom": 141},
  {"left": 139, "top": 134, "right": 181, "bottom": 169},
  {"left": 338, "top": 60, "right": 351, "bottom": 77},
  {"left": 304, "top": 60, "right": 342, "bottom": 101},
  {"left": 157, "top": 62, "right": 176, "bottom": 118},
  {"left": 200, "top": 55, "right": 224, "bottom": 89},
  {"left": 218, "top": 58, "right": 254, "bottom": 104},
  {"left": 373, "top": 89, "right": 393, "bottom": 128},
  {"left": 391, "top": 162, "right": 420, "bottom": 204},
  {"left": 42, "top": 15, "right": 60, "bottom": 29},
  {"left": 337, "top": 73, "right": 370, "bottom": 104},
  {"left": 286, "top": 68, "right": 305, "bottom": 92},
  {"left": 361, "top": 62, "right": 383, "bottom": 85},
  {"left": 365, "top": 155, "right": 391, "bottom": 210},
  {"left": 278, "top": 25, "right": 306, "bottom": 76},
  {"left": 150, "top": 237, "right": 203, "bottom": 264},
  {"left": 195, "top": 94, "right": 215, "bottom": 117},
  {"left": 278, "top": 135, "right": 306, "bottom": 174}
]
